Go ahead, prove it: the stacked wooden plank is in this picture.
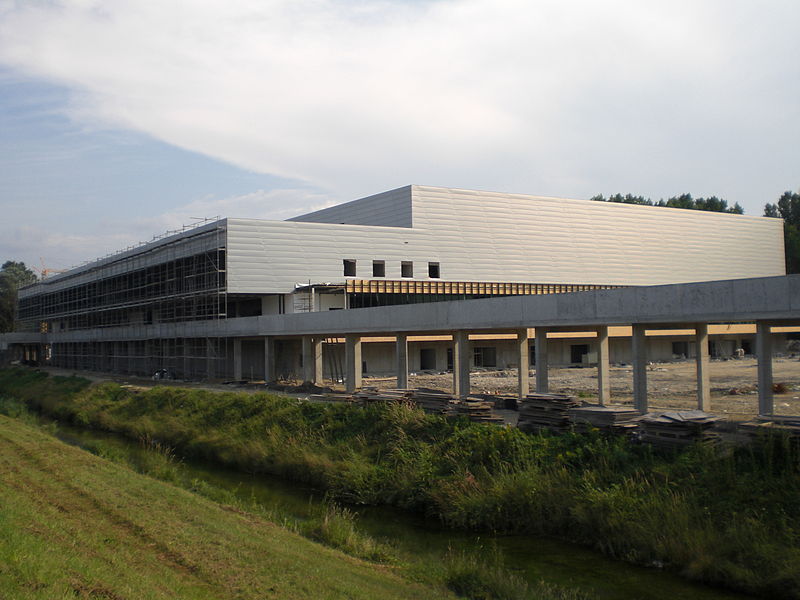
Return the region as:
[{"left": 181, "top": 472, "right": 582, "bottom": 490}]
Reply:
[
  {"left": 569, "top": 405, "right": 641, "bottom": 434},
  {"left": 455, "top": 397, "right": 505, "bottom": 424},
  {"left": 353, "top": 387, "right": 417, "bottom": 407},
  {"left": 737, "top": 418, "right": 800, "bottom": 445},
  {"left": 517, "top": 393, "right": 582, "bottom": 434},
  {"left": 412, "top": 388, "right": 458, "bottom": 415},
  {"left": 308, "top": 392, "right": 356, "bottom": 403},
  {"left": 472, "top": 393, "right": 518, "bottom": 410},
  {"left": 639, "top": 410, "right": 722, "bottom": 449}
]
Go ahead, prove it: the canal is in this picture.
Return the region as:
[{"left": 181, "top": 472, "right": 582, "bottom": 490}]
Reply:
[{"left": 54, "top": 422, "right": 752, "bottom": 600}]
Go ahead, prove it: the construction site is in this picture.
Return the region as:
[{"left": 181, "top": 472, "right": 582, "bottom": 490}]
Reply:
[{"left": 2, "top": 184, "right": 797, "bottom": 420}]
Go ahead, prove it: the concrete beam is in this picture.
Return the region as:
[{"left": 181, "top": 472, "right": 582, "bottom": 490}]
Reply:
[
  {"left": 695, "top": 323, "right": 711, "bottom": 412},
  {"left": 453, "top": 331, "right": 470, "bottom": 399},
  {"left": 597, "top": 325, "right": 610, "bottom": 406},
  {"left": 535, "top": 327, "right": 549, "bottom": 393},
  {"left": 345, "top": 334, "right": 362, "bottom": 393},
  {"left": 632, "top": 324, "right": 648, "bottom": 413},
  {"left": 757, "top": 322, "right": 774, "bottom": 416},
  {"left": 25, "top": 275, "right": 799, "bottom": 345},
  {"left": 516, "top": 328, "right": 529, "bottom": 399},
  {"left": 396, "top": 333, "right": 409, "bottom": 389}
]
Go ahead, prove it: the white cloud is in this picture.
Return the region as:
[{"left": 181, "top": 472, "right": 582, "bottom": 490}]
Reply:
[
  {"left": 0, "top": 0, "right": 798, "bottom": 210},
  {"left": 0, "top": 187, "right": 333, "bottom": 270},
  {"left": 155, "top": 188, "right": 336, "bottom": 228}
]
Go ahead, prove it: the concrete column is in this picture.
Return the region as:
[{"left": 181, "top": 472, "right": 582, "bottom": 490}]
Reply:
[
  {"left": 312, "top": 337, "right": 323, "bottom": 385},
  {"left": 233, "top": 338, "right": 242, "bottom": 381},
  {"left": 453, "top": 331, "right": 471, "bottom": 399},
  {"left": 757, "top": 322, "right": 774, "bottom": 416},
  {"left": 695, "top": 323, "right": 711, "bottom": 412},
  {"left": 302, "top": 336, "right": 314, "bottom": 384},
  {"left": 206, "top": 338, "right": 215, "bottom": 380},
  {"left": 632, "top": 324, "right": 648, "bottom": 413},
  {"left": 516, "top": 328, "right": 529, "bottom": 399},
  {"left": 264, "top": 336, "right": 275, "bottom": 383},
  {"left": 597, "top": 325, "right": 610, "bottom": 406},
  {"left": 534, "top": 327, "right": 549, "bottom": 393},
  {"left": 345, "top": 334, "right": 362, "bottom": 393},
  {"left": 396, "top": 333, "right": 409, "bottom": 389}
]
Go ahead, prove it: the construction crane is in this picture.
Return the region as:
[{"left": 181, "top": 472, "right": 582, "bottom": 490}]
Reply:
[{"left": 39, "top": 257, "right": 68, "bottom": 279}]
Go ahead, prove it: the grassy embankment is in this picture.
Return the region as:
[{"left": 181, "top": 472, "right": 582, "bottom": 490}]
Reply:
[
  {"left": 2, "top": 368, "right": 800, "bottom": 598},
  {"left": 0, "top": 414, "right": 454, "bottom": 600}
]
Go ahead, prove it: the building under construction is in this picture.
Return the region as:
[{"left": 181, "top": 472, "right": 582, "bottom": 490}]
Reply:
[{"left": 9, "top": 185, "right": 788, "bottom": 381}]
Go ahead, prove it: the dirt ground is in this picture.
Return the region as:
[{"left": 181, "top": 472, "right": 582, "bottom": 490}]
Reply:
[
  {"left": 368, "top": 357, "right": 800, "bottom": 420},
  {"left": 36, "top": 356, "right": 800, "bottom": 420}
]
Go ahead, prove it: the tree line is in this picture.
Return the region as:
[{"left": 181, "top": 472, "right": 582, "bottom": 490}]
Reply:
[
  {"left": 0, "top": 261, "right": 38, "bottom": 333},
  {"left": 591, "top": 192, "right": 744, "bottom": 214}
]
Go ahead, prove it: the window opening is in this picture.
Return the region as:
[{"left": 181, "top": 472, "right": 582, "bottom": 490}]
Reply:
[{"left": 473, "top": 346, "right": 497, "bottom": 368}]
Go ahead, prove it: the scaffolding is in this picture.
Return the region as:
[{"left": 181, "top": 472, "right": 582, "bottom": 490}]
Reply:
[{"left": 20, "top": 221, "right": 231, "bottom": 380}]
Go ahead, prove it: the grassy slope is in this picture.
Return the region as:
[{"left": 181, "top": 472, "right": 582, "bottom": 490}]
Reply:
[
  {"left": 2, "top": 368, "right": 800, "bottom": 598},
  {"left": 0, "top": 416, "right": 453, "bottom": 600}
]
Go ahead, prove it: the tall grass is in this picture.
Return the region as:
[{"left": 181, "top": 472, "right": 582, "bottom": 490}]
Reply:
[
  {"left": 442, "top": 549, "right": 593, "bottom": 600},
  {"left": 2, "top": 367, "right": 800, "bottom": 598}
]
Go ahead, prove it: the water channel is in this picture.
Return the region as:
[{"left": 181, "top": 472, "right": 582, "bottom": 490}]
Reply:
[{"left": 53, "top": 422, "right": 753, "bottom": 599}]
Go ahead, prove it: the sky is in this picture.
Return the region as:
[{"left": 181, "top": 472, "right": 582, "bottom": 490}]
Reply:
[{"left": 0, "top": 0, "right": 798, "bottom": 272}]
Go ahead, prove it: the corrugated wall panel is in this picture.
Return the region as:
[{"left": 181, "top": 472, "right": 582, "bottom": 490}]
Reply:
[
  {"left": 226, "top": 182, "right": 784, "bottom": 294},
  {"left": 24, "top": 185, "right": 785, "bottom": 301},
  {"left": 289, "top": 186, "right": 413, "bottom": 227},
  {"left": 409, "top": 186, "right": 785, "bottom": 286}
]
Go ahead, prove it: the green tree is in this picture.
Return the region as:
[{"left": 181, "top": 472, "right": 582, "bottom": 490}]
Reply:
[
  {"left": 0, "top": 261, "right": 38, "bottom": 333},
  {"left": 593, "top": 193, "right": 743, "bottom": 214},
  {"left": 764, "top": 191, "right": 800, "bottom": 274}
]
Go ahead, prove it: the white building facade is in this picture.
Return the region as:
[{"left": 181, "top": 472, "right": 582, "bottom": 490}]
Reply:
[{"left": 8, "top": 185, "right": 788, "bottom": 380}]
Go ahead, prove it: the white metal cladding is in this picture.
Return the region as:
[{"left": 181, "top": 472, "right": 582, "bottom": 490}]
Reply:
[
  {"left": 225, "top": 218, "right": 435, "bottom": 293},
  {"left": 408, "top": 186, "right": 785, "bottom": 285},
  {"left": 289, "top": 186, "right": 413, "bottom": 227},
  {"left": 231, "top": 185, "right": 785, "bottom": 292},
  {"left": 18, "top": 222, "right": 226, "bottom": 298},
  {"left": 21, "top": 184, "right": 787, "bottom": 300}
]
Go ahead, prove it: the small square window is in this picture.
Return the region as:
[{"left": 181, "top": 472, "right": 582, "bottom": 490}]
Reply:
[
  {"left": 372, "top": 260, "right": 385, "bottom": 277},
  {"left": 428, "top": 262, "right": 440, "bottom": 278},
  {"left": 401, "top": 261, "right": 413, "bottom": 278},
  {"left": 343, "top": 259, "right": 356, "bottom": 277}
]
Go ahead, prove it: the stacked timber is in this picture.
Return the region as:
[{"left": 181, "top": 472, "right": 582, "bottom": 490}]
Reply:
[
  {"left": 472, "top": 393, "right": 517, "bottom": 410},
  {"left": 569, "top": 405, "right": 641, "bottom": 434},
  {"left": 639, "top": 411, "right": 722, "bottom": 449},
  {"left": 517, "top": 393, "right": 582, "bottom": 434},
  {"left": 308, "top": 392, "right": 356, "bottom": 403},
  {"left": 410, "top": 388, "right": 458, "bottom": 415},
  {"left": 737, "top": 418, "right": 800, "bottom": 445},
  {"left": 455, "top": 397, "right": 505, "bottom": 424},
  {"left": 353, "top": 387, "right": 415, "bottom": 407}
]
